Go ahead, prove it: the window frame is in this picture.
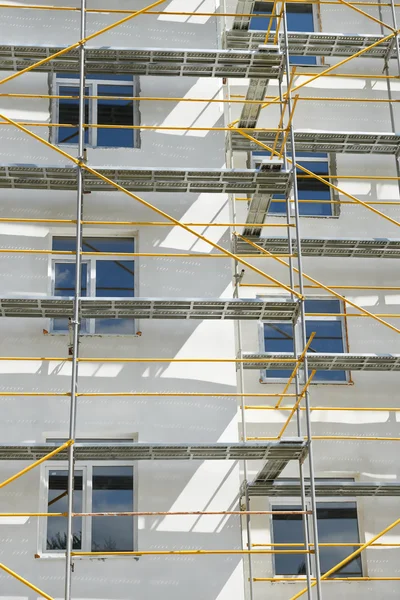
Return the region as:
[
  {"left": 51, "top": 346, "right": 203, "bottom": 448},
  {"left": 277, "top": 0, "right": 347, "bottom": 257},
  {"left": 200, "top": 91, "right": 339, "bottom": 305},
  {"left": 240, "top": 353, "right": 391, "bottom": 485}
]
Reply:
[
  {"left": 51, "top": 74, "right": 140, "bottom": 149},
  {"left": 49, "top": 234, "right": 138, "bottom": 336},
  {"left": 258, "top": 297, "right": 349, "bottom": 384},
  {"left": 269, "top": 494, "right": 364, "bottom": 579},
  {"left": 38, "top": 438, "right": 138, "bottom": 559}
]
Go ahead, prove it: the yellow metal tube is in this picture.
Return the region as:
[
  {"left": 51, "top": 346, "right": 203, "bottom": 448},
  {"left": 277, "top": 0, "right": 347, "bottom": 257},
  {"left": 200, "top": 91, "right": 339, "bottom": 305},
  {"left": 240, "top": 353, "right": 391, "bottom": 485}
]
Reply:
[
  {"left": 277, "top": 371, "right": 316, "bottom": 438},
  {"left": 253, "top": 542, "right": 400, "bottom": 547},
  {"left": 0, "top": 440, "right": 73, "bottom": 489},
  {"left": 0, "top": 357, "right": 300, "bottom": 364},
  {"left": 275, "top": 333, "right": 316, "bottom": 408},
  {"left": 245, "top": 406, "right": 400, "bottom": 411},
  {"left": 289, "top": 517, "right": 400, "bottom": 599},
  {"left": 0, "top": 563, "right": 54, "bottom": 600},
  {"left": 71, "top": 549, "right": 311, "bottom": 557},
  {"left": 254, "top": 577, "right": 400, "bottom": 582}
]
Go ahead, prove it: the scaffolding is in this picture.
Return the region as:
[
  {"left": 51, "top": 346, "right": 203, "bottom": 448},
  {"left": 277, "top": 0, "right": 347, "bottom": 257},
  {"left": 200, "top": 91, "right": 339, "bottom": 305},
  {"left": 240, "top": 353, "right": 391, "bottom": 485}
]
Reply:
[{"left": 0, "top": 1, "right": 400, "bottom": 600}]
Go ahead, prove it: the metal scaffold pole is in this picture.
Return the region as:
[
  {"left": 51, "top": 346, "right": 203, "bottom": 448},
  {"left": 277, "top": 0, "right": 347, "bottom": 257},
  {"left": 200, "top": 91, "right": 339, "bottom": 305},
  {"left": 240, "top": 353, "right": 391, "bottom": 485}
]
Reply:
[
  {"left": 282, "top": 3, "right": 323, "bottom": 598},
  {"left": 276, "top": 25, "right": 313, "bottom": 594},
  {"left": 64, "top": 0, "right": 86, "bottom": 598}
]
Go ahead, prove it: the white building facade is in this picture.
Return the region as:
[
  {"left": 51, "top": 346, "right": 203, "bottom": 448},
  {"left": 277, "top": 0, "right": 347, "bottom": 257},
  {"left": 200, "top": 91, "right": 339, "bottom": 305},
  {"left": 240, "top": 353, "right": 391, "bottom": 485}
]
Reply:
[{"left": 0, "top": 1, "right": 399, "bottom": 600}]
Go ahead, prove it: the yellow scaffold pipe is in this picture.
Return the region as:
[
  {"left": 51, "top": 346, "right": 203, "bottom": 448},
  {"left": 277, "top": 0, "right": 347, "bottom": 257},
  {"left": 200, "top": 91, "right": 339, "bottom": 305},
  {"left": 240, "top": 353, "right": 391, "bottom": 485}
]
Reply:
[
  {"left": 277, "top": 371, "right": 316, "bottom": 438},
  {"left": 71, "top": 549, "right": 312, "bottom": 557},
  {"left": 0, "top": 563, "right": 54, "bottom": 600},
  {"left": 0, "top": 440, "right": 73, "bottom": 489},
  {"left": 275, "top": 333, "right": 316, "bottom": 408}
]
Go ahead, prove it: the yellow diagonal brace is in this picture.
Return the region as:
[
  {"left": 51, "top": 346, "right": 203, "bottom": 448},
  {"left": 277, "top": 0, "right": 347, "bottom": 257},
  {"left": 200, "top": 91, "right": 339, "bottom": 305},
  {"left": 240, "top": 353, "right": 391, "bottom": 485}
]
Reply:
[
  {"left": 0, "top": 563, "right": 54, "bottom": 600},
  {"left": 0, "top": 440, "right": 73, "bottom": 489},
  {"left": 289, "top": 517, "right": 400, "bottom": 599},
  {"left": 237, "top": 234, "right": 400, "bottom": 335},
  {"left": 0, "top": 0, "right": 168, "bottom": 86},
  {"left": 277, "top": 370, "right": 316, "bottom": 438},
  {"left": 0, "top": 112, "right": 302, "bottom": 299},
  {"left": 275, "top": 332, "right": 316, "bottom": 408}
]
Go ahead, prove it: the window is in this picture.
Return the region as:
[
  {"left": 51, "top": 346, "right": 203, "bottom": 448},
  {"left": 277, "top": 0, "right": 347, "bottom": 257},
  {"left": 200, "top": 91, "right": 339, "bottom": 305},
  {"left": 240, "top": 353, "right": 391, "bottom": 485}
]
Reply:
[
  {"left": 263, "top": 299, "right": 347, "bottom": 382},
  {"left": 253, "top": 152, "right": 333, "bottom": 217},
  {"left": 272, "top": 502, "right": 363, "bottom": 577},
  {"left": 42, "top": 439, "right": 135, "bottom": 554},
  {"left": 52, "top": 237, "right": 135, "bottom": 335},
  {"left": 54, "top": 74, "right": 139, "bottom": 148},
  {"left": 250, "top": 2, "right": 317, "bottom": 65}
]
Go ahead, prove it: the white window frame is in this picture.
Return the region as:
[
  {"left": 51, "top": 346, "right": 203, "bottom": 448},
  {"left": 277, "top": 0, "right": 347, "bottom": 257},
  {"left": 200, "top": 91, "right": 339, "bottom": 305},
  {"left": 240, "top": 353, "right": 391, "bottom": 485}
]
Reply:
[
  {"left": 38, "top": 439, "right": 138, "bottom": 558},
  {"left": 259, "top": 296, "right": 349, "bottom": 384},
  {"left": 269, "top": 494, "right": 364, "bottom": 579},
  {"left": 52, "top": 75, "right": 139, "bottom": 149},
  {"left": 50, "top": 235, "right": 137, "bottom": 336}
]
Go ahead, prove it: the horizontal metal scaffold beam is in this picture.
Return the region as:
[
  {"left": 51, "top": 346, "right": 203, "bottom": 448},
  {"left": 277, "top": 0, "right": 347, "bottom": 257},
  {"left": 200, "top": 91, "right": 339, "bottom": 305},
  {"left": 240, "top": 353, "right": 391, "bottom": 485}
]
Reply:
[
  {"left": 0, "top": 297, "right": 299, "bottom": 321},
  {"left": 242, "top": 353, "right": 400, "bottom": 371},
  {"left": 230, "top": 129, "right": 400, "bottom": 154},
  {"left": 0, "top": 164, "right": 289, "bottom": 194},
  {"left": 225, "top": 31, "right": 398, "bottom": 58},
  {"left": 234, "top": 237, "right": 400, "bottom": 258},
  {"left": 0, "top": 44, "right": 283, "bottom": 78},
  {"left": 245, "top": 479, "right": 400, "bottom": 497},
  {"left": 0, "top": 441, "right": 308, "bottom": 461}
]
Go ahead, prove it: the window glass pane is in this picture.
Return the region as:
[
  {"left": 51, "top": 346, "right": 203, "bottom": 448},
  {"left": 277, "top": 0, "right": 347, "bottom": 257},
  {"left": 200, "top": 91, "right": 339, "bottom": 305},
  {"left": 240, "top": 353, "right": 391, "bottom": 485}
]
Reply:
[
  {"left": 92, "top": 466, "right": 134, "bottom": 552},
  {"left": 97, "top": 84, "right": 134, "bottom": 148},
  {"left": 317, "top": 503, "right": 362, "bottom": 577},
  {"left": 53, "top": 237, "right": 135, "bottom": 253},
  {"left": 250, "top": 3, "right": 316, "bottom": 65},
  {"left": 58, "top": 86, "right": 89, "bottom": 145},
  {"left": 272, "top": 507, "right": 306, "bottom": 575},
  {"left": 264, "top": 323, "right": 294, "bottom": 378},
  {"left": 82, "top": 238, "right": 135, "bottom": 253},
  {"left": 305, "top": 299, "right": 341, "bottom": 314},
  {"left": 46, "top": 470, "right": 82, "bottom": 550},
  {"left": 53, "top": 263, "right": 88, "bottom": 333},
  {"left": 306, "top": 320, "right": 346, "bottom": 381},
  {"left": 95, "top": 259, "right": 135, "bottom": 334}
]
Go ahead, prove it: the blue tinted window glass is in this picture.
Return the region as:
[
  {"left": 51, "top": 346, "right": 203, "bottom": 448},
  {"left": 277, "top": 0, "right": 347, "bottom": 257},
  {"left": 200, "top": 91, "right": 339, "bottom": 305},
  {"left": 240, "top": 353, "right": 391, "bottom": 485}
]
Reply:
[
  {"left": 53, "top": 238, "right": 134, "bottom": 253},
  {"left": 95, "top": 260, "right": 135, "bottom": 334},
  {"left": 58, "top": 86, "right": 89, "bottom": 145},
  {"left": 272, "top": 507, "right": 306, "bottom": 575},
  {"left": 53, "top": 263, "right": 87, "bottom": 332},
  {"left": 305, "top": 299, "right": 341, "bottom": 314},
  {"left": 250, "top": 3, "right": 316, "bottom": 65},
  {"left": 97, "top": 84, "right": 134, "bottom": 148}
]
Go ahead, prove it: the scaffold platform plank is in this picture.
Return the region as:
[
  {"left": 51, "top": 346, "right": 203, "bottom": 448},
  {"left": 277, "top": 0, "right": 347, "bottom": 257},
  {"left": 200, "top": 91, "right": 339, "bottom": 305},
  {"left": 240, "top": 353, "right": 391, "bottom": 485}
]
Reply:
[
  {"left": 0, "top": 165, "right": 289, "bottom": 194},
  {"left": 0, "top": 441, "right": 308, "bottom": 461},
  {"left": 243, "top": 353, "right": 400, "bottom": 371},
  {"left": 232, "top": 0, "right": 257, "bottom": 30},
  {"left": 230, "top": 129, "right": 400, "bottom": 154},
  {"left": 238, "top": 78, "right": 269, "bottom": 129},
  {"left": 225, "top": 30, "right": 397, "bottom": 59},
  {"left": 0, "top": 297, "right": 299, "bottom": 321},
  {"left": 245, "top": 479, "right": 400, "bottom": 497},
  {"left": 0, "top": 44, "right": 282, "bottom": 78},
  {"left": 234, "top": 237, "right": 400, "bottom": 258}
]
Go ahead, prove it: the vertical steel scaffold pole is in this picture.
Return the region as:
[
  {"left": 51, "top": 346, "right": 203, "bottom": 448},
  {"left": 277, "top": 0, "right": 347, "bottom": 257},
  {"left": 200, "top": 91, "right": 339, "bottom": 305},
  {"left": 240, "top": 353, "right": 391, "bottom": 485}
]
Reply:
[
  {"left": 282, "top": 4, "right": 323, "bottom": 599},
  {"left": 64, "top": 0, "right": 86, "bottom": 598},
  {"left": 277, "top": 4, "right": 312, "bottom": 594}
]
